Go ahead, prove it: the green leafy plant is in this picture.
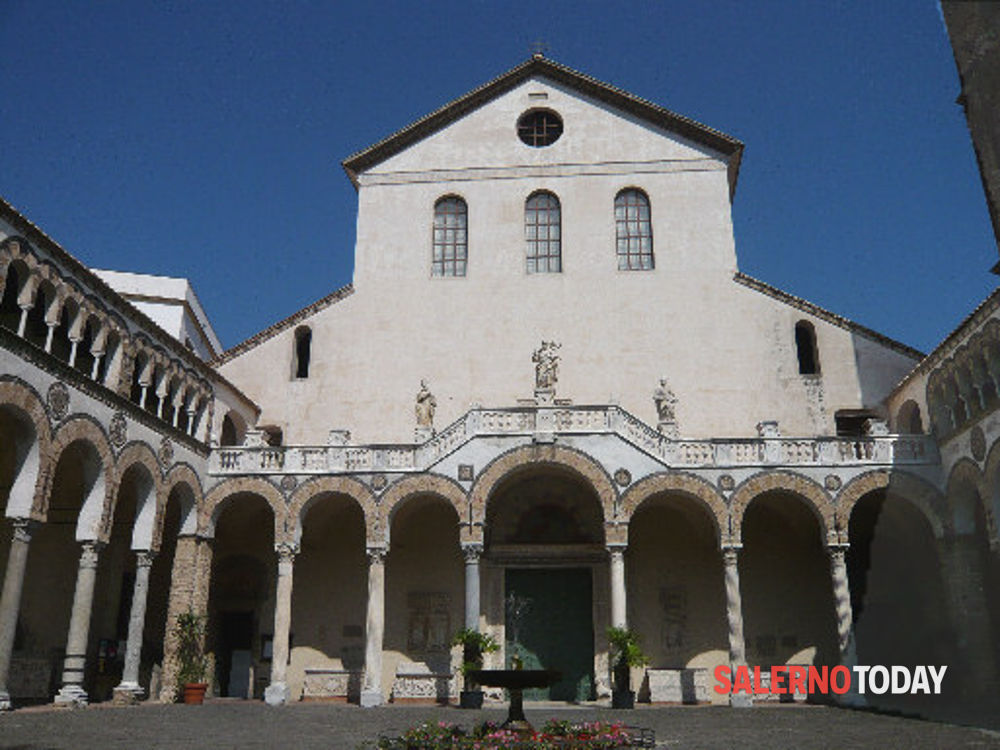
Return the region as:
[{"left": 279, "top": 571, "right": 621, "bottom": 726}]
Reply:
[
  {"left": 606, "top": 626, "right": 649, "bottom": 694},
  {"left": 174, "top": 610, "right": 209, "bottom": 695},
  {"left": 451, "top": 628, "right": 499, "bottom": 676}
]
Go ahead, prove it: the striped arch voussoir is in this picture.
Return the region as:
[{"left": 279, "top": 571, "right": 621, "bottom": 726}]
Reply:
[
  {"left": 288, "top": 475, "right": 376, "bottom": 547},
  {"left": 380, "top": 473, "right": 469, "bottom": 546},
  {"left": 201, "top": 477, "right": 286, "bottom": 544},
  {"left": 729, "top": 470, "right": 835, "bottom": 546},
  {"left": 619, "top": 472, "right": 730, "bottom": 547}
]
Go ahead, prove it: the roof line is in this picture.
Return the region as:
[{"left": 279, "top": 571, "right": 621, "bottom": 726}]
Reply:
[
  {"left": 889, "top": 285, "right": 1000, "bottom": 395},
  {"left": 0, "top": 195, "right": 259, "bottom": 414},
  {"left": 733, "top": 272, "right": 925, "bottom": 360},
  {"left": 341, "top": 55, "right": 744, "bottom": 199},
  {"left": 212, "top": 283, "right": 355, "bottom": 366}
]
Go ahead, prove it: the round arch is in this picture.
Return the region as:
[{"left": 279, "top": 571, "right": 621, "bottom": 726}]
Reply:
[
  {"left": 946, "top": 459, "right": 991, "bottom": 539},
  {"left": 0, "top": 378, "right": 52, "bottom": 519},
  {"left": 112, "top": 441, "right": 163, "bottom": 550},
  {"left": 836, "top": 469, "right": 950, "bottom": 542},
  {"left": 287, "top": 475, "right": 376, "bottom": 547},
  {"left": 161, "top": 463, "right": 204, "bottom": 541},
  {"left": 619, "top": 472, "right": 729, "bottom": 547},
  {"left": 201, "top": 477, "right": 286, "bottom": 543},
  {"left": 730, "top": 471, "right": 834, "bottom": 545},
  {"left": 46, "top": 415, "right": 115, "bottom": 539},
  {"left": 469, "top": 443, "right": 617, "bottom": 527},
  {"left": 379, "top": 473, "right": 469, "bottom": 546}
]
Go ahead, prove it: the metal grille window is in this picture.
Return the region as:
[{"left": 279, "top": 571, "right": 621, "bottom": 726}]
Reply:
[
  {"left": 432, "top": 196, "right": 468, "bottom": 277},
  {"left": 525, "top": 191, "right": 561, "bottom": 273},
  {"left": 615, "top": 189, "right": 654, "bottom": 270}
]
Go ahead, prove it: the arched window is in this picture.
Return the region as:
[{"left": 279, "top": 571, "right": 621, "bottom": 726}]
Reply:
[
  {"left": 896, "top": 400, "right": 924, "bottom": 434},
  {"left": 525, "top": 191, "right": 561, "bottom": 273},
  {"left": 795, "top": 321, "right": 820, "bottom": 375},
  {"left": 615, "top": 188, "right": 653, "bottom": 270},
  {"left": 0, "top": 264, "right": 21, "bottom": 332},
  {"left": 432, "top": 196, "right": 468, "bottom": 277},
  {"left": 293, "top": 326, "right": 312, "bottom": 379}
]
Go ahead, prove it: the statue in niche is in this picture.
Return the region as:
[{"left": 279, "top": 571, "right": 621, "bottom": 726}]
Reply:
[
  {"left": 532, "top": 341, "right": 561, "bottom": 390},
  {"left": 415, "top": 380, "right": 436, "bottom": 429},
  {"left": 653, "top": 377, "right": 677, "bottom": 423}
]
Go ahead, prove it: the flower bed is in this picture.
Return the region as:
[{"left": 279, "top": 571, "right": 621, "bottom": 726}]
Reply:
[{"left": 361, "top": 719, "right": 655, "bottom": 749}]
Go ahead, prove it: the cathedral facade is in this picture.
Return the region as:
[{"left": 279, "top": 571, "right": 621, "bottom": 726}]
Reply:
[{"left": 0, "top": 56, "right": 996, "bottom": 716}]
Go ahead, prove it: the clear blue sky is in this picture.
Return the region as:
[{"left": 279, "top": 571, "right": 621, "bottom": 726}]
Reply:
[{"left": 1, "top": 0, "right": 995, "bottom": 354}]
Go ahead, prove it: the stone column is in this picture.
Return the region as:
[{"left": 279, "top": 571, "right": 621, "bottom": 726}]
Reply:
[
  {"left": 828, "top": 544, "right": 864, "bottom": 705},
  {"left": 55, "top": 541, "right": 103, "bottom": 706},
  {"left": 114, "top": 551, "right": 155, "bottom": 703},
  {"left": 462, "top": 543, "right": 482, "bottom": 630},
  {"left": 942, "top": 536, "right": 996, "bottom": 695},
  {"left": 0, "top": 520, "right": 36, "bottom": 711},
  {"left": 608, "top": 544, "right": 627, "bottom": 629},
  {"left": 264, "top": 543, "right": 297, "bottom": 706},
  {"left": 360, "top": 547, "right": 386, "bottom": 707},
  {"left": 722, "top": 545, "right": 752, "bottom": 707}
]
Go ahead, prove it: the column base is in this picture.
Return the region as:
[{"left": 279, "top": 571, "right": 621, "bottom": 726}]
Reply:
[
  {"left": 730, "top": 693, "right": 753, "bottom": 708},
  {"left": 264, "top": 682, "right": 290, "bottom": 706},
  {"left": 360, "top": 689, "right": 384, "bottom": 707},
  {"left": 0, "top": 690, "right": 11, "bottom": 711},
  {"left": 54, "top": 684, "right": 89, "bottom": 708},
  {"left": 112, "top": 682, "right": 144, "bottom": 705}
]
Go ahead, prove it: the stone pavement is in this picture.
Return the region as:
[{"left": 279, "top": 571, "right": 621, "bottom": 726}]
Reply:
[{"left": 1, "top": 702, "right": 1000, "bottom": 750}]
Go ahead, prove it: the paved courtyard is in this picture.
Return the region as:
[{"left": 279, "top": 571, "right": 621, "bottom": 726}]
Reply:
[{"left": 2, "top": 702, "right": 1000, "bottom": 749}]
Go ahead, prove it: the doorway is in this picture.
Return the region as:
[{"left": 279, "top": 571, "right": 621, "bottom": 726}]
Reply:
[{"left": 505, "top": 568, "right": 594, "bottom": 701}]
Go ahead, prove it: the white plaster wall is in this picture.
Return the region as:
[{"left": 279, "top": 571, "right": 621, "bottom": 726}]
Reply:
[{"left": 219, "top": 78, "right": 919, "bottom": 445}]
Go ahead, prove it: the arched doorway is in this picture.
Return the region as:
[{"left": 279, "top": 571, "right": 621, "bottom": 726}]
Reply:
[
  {"left": 741, "top": 491, "right": 838, "bottom": 696},
  {"left": 485, "top": 468, "right": 605, "bottom": 702},
  {"left": 207, "top": 494, "right": 274, "bottom": 698},
  {"left": 627, "top": 494, "right": 727, "bottom": 701}
]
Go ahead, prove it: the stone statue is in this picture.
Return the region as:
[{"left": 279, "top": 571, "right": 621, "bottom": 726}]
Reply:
[
  {"left": 415, "top": 379, "right": 436, "bottom": 429},
  {"left": 532, "top": 341, "right": 561, "bottom": 390},
  {"left": 653, "top": 377, "right": 676, "bottom": 422}
]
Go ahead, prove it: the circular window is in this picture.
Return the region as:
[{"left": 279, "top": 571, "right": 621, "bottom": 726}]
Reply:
[{"left": 517, "top": 109, "right": 563, "bottom": 147}]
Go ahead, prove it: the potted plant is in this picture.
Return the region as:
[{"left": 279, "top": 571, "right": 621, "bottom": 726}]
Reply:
[
  {"left": 174, "top": 610, "right": 209, "bottom": 704},
  {"left": 607, "top": 626, "right": 648, "bottom": 709},
  {"left": 452, "top": 627, "right": 499, "bottom": 709}
]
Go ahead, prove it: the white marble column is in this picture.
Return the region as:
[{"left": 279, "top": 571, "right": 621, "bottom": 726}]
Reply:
[
  {"left": 55, "top": 541, "right": 103, "bottom": 706},
  {"left": 114, "top": 550, "right": 156, "bottom": 702},
  {"left": 265, "top": 543, "right": 297, "bottom": 706},
  {"left": 360, "top": 547, "right": 386, "bottom": 707},
  {"left": 608, "top": 544, "right": 627, "bottom": 629},
  {"left": 462, "top": 543, "right": 482, "bottom": 630},
  {"left": 0, "top": 520, "right": 36, "bottom": 710},
  {"left": 828, "top": 544, "right": 863, "bottom": 705},
  {"left": 722, "top": 545, "right": 752, "bottom": 707}
]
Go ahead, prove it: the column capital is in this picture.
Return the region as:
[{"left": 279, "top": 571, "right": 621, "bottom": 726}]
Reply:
[
  {"left": 827, "top": 543, "right": 849, "bottom": 563},
  {"left": 366, "top": 546, "right": 387, "bottom": 565},
  {"left": 79, "top": 540, "right": 104, "bottom": 569},
  {"left": 606, "top": 543, "right": 628, "bottom": 556},
  {"left": 461, "top": 543, "right": 483, "bottom": 563},
  {"left": 135, "top": 550, "right": 156, "bottom": 569},
  {"left": 721, "top": 544, "right": 742, "bottom": 565},
  {"left": 10, "top": 518, "right": 38, "bottom": 544},
  {"left": 275, "top": 542, "right": 299, "bottom": 563}
]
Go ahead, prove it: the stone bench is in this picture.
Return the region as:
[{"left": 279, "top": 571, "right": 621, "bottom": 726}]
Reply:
[
  {"left": 390, "top": 662, "right": 455, "bottom": 704},
  {"left": 301, "top": 668, "right": 362, "bottom": 703},
  {"left": 645, "top": 668, "right": 709, "bottom": 704}
]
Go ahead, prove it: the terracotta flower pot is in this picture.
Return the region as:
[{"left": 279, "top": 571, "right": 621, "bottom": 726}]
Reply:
[{"left": 183, "top": 683, "right": 208, "bottom": 705}]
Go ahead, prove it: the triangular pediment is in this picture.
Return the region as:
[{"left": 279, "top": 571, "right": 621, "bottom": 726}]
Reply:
[{"left": 342, "top": 56, "right": 744, "bottom": 197}]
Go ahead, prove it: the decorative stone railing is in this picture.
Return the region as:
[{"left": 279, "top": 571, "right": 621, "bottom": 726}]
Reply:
[{"left": 208, "top": 405, "right": 939, "bottom": 476}]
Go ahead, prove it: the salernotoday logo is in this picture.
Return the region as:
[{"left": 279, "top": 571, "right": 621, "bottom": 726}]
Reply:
[{"left": 714, "top": 665, "right": 948, "bottom": 696}]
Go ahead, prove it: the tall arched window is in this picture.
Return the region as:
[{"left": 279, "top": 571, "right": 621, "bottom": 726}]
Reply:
[
  {"left": 615, "top": 188, "right": 653, "bottom": 270},
  {"left": 795, "top": 320, "right": 820, "bottom": 375},
  {"left": 432, "top": 196, "right": 468, "bottom": 277},
  {"left": 525, "top": 191, "right": 561, "bottom": 273},
  {"left": 293, "top": 326, "right": 312, "bottom": 379}
]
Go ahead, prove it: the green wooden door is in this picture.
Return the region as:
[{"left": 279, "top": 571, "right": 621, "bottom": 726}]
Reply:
[{"left": 504, "top": 568, "right": 594, "bottom": 702}]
